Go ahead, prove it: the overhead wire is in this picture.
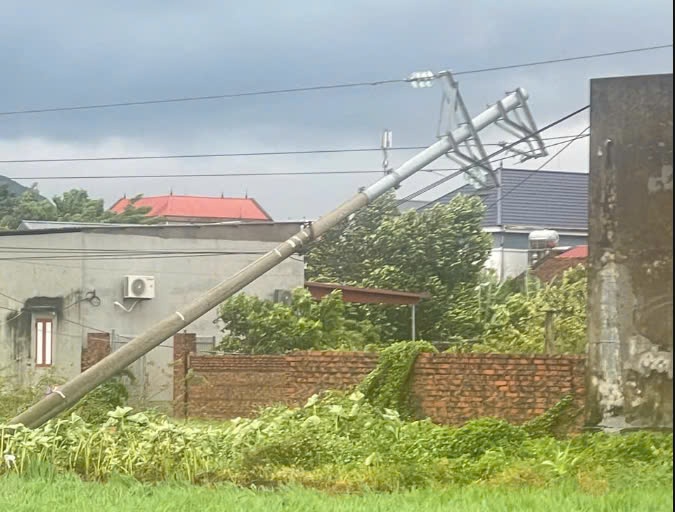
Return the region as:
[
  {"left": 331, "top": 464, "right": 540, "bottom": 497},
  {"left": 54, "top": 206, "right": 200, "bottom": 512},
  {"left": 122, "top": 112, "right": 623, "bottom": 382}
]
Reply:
[
  {"left": 0, "top": 290, "right": 24, "bottom": 306},
  {"left": 1, "top": 136, "right": 589, "bottom": 182},
  {"left": 0, "top": 43, "right": 670, "bottom": 117},
  {"left": 0, "top": 251, "right": 270, "bottom": 262},
  {"left": 0, "top": 127, "right": 591, "bottom": 263},
  {"left": 0, "top": 135, "right": 587, "bottom": 166}
]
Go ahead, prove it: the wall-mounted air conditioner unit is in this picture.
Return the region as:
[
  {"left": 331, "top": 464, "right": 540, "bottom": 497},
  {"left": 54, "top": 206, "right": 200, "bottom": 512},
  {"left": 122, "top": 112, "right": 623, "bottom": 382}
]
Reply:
[{"left": 123, "top": 275, "right": 156, "bottom": 299}]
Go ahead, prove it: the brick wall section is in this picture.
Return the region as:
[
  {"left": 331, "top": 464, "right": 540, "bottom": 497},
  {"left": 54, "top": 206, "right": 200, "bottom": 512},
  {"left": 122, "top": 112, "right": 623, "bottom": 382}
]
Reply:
[
  {"left": 180, "top": 348, "right": 586, "bottom": 426},
  {"left": 410, "top": 353, "right": 586, "bottom": 425},
  {"left": 173, "top": 332, "right": 196, "bottom": 418},
  {"left": 187, "top": 354, "right": 288, "bottom": 418},
  {"left": 284, "top": 351, "right": 379, "bottom": 404},
  {"left": 81, "top": 333, "right": 111, "bottom": 372}
]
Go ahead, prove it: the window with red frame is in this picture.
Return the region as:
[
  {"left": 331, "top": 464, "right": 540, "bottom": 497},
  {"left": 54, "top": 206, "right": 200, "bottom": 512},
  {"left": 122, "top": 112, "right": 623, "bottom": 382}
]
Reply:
[{"left": 35, "top": 318, "right": 53, "bottom": 367}]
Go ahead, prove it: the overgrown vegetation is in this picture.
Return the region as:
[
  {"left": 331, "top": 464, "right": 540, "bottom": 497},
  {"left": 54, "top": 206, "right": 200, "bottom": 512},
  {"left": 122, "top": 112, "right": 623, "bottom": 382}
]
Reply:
[
  {"left": 358, "top": 341, "right": 436, "bottom": 417},
  {"left": 217, "top": 289, "right": 380, "bottom": 354},
  {"left": 1, "top": 343, "right": 671, "bottom": 494},
  {"left": 217, "top": 265, "right": 588, "bottom": 355},
  {"left": 443, "top": 265, "right": 587, "bottom": 353},
  {"left": 219, "top": 192, "right": 586, "bottom": 354},
  {"left": 1, "top": 395, "right": 671, "bottom": 492},
  {"left": 0, "top": 374, "right": 129, "bottom": 426}
]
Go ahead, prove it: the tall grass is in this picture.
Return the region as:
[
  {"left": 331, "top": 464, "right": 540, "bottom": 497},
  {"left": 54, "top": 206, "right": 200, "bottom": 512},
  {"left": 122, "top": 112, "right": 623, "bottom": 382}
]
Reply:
[{"left": 0, "top": 473, "right": 672, "bottom": 512}]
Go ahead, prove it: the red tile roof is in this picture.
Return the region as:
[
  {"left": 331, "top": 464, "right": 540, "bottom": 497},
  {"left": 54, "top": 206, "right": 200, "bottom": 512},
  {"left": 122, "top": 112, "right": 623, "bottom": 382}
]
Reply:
[
  {"left": 530, "top": 245, "right": 587, "bottom": 282},
  {"left": 110, "top": 195, "right": 272, "bottom": 221},
  {"left": 559, "top": 245, "right": 588, "bottom": 259}
]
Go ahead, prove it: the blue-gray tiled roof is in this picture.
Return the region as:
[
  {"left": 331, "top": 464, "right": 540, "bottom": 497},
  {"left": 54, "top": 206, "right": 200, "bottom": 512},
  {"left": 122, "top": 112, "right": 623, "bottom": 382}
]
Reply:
[{"left": 427, "top": 168, "right": 588, "bottom": 230}]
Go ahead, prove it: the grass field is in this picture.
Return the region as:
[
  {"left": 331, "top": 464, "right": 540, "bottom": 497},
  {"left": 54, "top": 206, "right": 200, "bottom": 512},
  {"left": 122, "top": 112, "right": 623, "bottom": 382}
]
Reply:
[{"left": 0, "top": 474, "right": 672, "bottom": 512}]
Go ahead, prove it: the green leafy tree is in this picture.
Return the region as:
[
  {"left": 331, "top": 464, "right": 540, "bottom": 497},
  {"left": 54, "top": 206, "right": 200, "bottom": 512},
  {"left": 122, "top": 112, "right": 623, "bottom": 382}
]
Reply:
[
  {"left": 304, "top": 192, "right": 400, "bottom": 283},
  {"left": 306, "top": 194, "right": 492, "bottom": 341},
  {"left": 52, "top": 190, "right": 158, "bottom": 224},
  {"left": 0, "top": 186, "right": 158, "bottom": 229},
  {"left": 0, "top": 186, "right": 56, "bottom": 229},
  {"left": 217, "top": 289, "right": 381, "bottom": 354},
  {"left": 52, "top": 189, "right": 110, "bottom": 222}
]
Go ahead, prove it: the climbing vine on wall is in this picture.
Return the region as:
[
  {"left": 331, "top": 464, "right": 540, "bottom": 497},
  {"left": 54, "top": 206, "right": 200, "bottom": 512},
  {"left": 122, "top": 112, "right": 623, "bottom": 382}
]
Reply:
[
  {"left": 522, "top": 394, "right": 580, "bottom": 439},
  {"left": 359, "top": 340, "right": 437, "bottom": 418}
]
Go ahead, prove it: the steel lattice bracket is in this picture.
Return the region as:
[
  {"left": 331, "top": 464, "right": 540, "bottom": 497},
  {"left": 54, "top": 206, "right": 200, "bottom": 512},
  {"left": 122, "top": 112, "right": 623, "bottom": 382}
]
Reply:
[{"left": 435, "top": 71, "right": 548, "bottom": 189}]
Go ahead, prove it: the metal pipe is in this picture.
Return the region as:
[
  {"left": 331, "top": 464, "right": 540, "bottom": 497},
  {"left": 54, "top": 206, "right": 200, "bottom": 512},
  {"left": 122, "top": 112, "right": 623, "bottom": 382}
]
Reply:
[{"left": 411, "top": 304, "right": 416, "bottom": 341}]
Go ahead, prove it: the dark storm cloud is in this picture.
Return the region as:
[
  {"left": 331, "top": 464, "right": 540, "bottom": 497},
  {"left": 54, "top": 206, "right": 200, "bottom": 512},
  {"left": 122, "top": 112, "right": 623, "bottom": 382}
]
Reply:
[{"left": 0, "top": 0, "right": 672, "bottom": 217}]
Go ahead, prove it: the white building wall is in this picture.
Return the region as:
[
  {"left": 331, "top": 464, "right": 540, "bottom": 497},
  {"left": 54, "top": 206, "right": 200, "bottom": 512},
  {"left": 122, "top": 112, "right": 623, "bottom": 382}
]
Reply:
[
  {"left": 485, "top": 248, "right": 530, "bottom": 281},
  {"left": 0, "top": 225, "right": 304, "bottom": 407}
]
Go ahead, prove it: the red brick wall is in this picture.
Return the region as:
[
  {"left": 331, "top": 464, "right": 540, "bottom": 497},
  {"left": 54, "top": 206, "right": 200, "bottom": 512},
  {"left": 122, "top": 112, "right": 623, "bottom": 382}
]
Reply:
[
  {"left": 179, "top": 347, "right": 585, "bottom": 426},
  {"left": 410, "top": 353, "right": 585, "bottom": 425},
  {"left": 81, "top": 333, "right": 111, "bottom": 372}
]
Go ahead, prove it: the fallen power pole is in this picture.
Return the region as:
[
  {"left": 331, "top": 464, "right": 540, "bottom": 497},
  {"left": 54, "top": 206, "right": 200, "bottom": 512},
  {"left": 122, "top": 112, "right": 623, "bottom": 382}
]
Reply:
[{"left": 10, "top": 71, "right": 547, "bottom": 428}]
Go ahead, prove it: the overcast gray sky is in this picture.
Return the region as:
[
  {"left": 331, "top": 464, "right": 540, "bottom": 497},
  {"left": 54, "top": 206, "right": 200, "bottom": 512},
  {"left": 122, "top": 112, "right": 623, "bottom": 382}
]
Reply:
[{"left": 1, "top": 1, "right": 672, "bottom": 219}]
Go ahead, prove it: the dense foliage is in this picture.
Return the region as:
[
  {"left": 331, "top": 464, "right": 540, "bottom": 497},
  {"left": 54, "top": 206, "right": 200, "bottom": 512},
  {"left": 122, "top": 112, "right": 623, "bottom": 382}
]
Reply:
[
  {"left": 305, "top": 193, "right": 492, "bottom": 341},
  {"left": 217, "top": 289, "right": 380, "bottom": 354},
  {"left": 1, "top": 343, "right": 671, "bottom": 493},
  {"left": 1, "top": 397, "right": 671, "bottom": 492},
  {"left": 0, "top": 374, "right": 129, "bottom": 426},
  {"left": 216, "top": 266, "right": 587, "bottom": 355},
  {"left": 443, "top": 265, "right": 587, "bottom": 353},
  {"left": 0, "top": 186, "right": 158, "bottom": 230}
]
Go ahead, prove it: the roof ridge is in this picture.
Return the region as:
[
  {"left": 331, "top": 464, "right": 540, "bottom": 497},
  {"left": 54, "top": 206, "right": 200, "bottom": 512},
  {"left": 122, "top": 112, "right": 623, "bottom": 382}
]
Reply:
[{"left": 127, "top": 194, "right": 256, "bottom": 200}]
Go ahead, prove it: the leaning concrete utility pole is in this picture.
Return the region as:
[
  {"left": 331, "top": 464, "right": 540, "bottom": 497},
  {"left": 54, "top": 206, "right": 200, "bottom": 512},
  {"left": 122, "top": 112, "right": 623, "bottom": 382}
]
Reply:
[{"left": 10, "top": 71, "right": 547, "bottom": 428}]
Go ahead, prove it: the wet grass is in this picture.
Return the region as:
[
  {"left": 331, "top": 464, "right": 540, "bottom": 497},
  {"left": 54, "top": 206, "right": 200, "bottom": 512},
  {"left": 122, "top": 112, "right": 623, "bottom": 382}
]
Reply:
[{"left": 0, "top": 473, "right": 671, "bottom": 512}]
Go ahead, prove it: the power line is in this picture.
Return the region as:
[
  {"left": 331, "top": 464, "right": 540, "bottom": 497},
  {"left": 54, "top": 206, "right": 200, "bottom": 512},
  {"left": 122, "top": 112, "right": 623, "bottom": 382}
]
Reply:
[
  {"left": 0, "top": 290, "right": 24, "bottom": 306},
  {"left": 396, "top": 105, "right": 591, "bottom": 207},
  {"left": 0, "top": 246, "right": 275, "bottom": 254},
  {"left": 451, "top": 43, "right": 672, "bottom": 76},
  {"left": 0, "top": 135, "right": 585, "bottom": 165},
  {"left": 0, "top": 44, "right": 670, "bottom": 118},
  {"left": 0, "top": 137, "right": 589, "bottom": 181},
  {"left": 2, "top": 168, "right": 440, "bottom": 181},
  {"left": 0, "top": 251, "right": 269, "bottom": 262},
  {"left": 61, "top": 317, "right": 109, "bottom": 334},
  {"left": 0, "top": 130, "right": 590, "bottom": 264}
]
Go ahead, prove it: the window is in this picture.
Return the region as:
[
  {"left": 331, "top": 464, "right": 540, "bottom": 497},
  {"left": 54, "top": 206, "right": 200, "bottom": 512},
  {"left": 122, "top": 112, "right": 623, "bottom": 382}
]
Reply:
[{"left": 35, "top": 318, "right": 53, "bottom": 367}]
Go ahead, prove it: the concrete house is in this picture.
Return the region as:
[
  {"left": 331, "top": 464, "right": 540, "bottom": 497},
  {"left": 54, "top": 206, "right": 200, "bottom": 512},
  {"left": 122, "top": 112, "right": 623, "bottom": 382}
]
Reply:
[
  {"left": 0, "top": 221, "right": 304, "bottom": 408},
  {"left": 422, "top": 168, "right": 588, "bottom": 280}
]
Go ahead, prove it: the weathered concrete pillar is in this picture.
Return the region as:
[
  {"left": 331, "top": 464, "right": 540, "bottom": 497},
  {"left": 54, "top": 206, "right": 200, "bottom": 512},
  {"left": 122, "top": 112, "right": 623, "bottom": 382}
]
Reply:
[
  {"left": 172, "top": 332, "right": 196, "bottom": 418},
  {"left": 586, "top": 73, "right": 673, "bottom": 431}
]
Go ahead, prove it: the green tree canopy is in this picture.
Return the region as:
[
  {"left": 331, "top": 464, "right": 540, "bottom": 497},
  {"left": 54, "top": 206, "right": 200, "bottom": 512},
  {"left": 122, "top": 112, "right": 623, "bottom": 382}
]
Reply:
[
  {"left": 217, "top": 289, "right": 381, "bottom": 354},
  {"left": 305, "top": 193, "right": 492, "bottom": 341},
  {"left": 0, "top": 186, "right": 157, "bottom": 230}
]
